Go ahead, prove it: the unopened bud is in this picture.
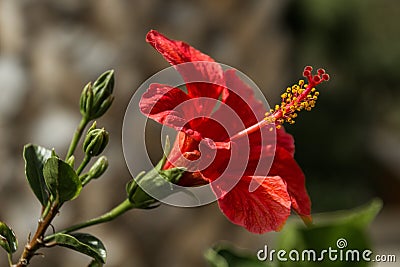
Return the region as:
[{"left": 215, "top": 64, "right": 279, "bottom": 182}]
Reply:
[
  {"left": 80, "top": 70, "right": 115, "bottom": 120},
  {"left": 125, "top": 163, "right": 185, "bottom": 209},
  {"left": 80, "top": 82, "right": 93, "bottom": 118},
  {"left": 83, "top": 122, "right": 109, "bottom": 157},
  {"left": 66, "top": 155, "right": 75, "bottom": 167},
  {"left": 88, "top": 156, "right": 108, "bottom": 179}
]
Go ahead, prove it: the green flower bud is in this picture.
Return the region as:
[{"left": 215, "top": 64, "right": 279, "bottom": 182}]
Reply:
[
  {"left": 88, "top": 156, "right": 108, "bottom": 179},
  {"left": 80, "top": 82, "right": 94, "bottom": 117},
  {"left": 125, "top": 164, "right": 185, "bottom": 209},
  {"left": 80, "top": 70, "right": 115, "bottom": 120},
  {"left": 83, "top": 122, "right": 109, "bottom": 157},
  {"left": 66, "top": 155, "right": 75, "bottom": 167}
]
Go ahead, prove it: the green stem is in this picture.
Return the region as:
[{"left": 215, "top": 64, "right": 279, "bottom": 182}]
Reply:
[
  {"left": 7, "top": 253, "right": 13, "bottom": 267},
  {"left": 81, "top": 174, "right": 92, "bottom": 187},
  {"left": 76, "top": 155, "right": 91, "bottom": 176},
  {"left": 66, "top": 117, "right": 89, "bottom": 160},
  {"left": 14, "top": 199, "right": 60, "bottom": 267},
  {"left": 40, "top": 196, "right": 53, "bottom": 220},
  {"left": 45, "top": 199, "right": 134, "bottom": 240}
]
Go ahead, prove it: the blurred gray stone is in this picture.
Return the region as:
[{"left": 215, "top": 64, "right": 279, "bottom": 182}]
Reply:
[
  {"left": 0, "top": 56, "right": 27, "bottom": 119},
  {"left": 30, "top": 105, "right": 79, "bottom": 151}
]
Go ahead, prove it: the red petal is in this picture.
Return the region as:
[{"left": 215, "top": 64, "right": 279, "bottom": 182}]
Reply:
[
  {"left": 146, "top": 30, "right": 216, "bottom": 65},
  {"left": 269, "top": 147, "right": 311, "bottom": 217},
  {"left": 146, "top": 30, "right": 224, "bottom": 115},
  {"left": 177, "top": 171, "right": 208, "bottom": 187},
  {"left": 139, "top": 83, "right": 193, "bottom": 130},
  {"left": 215, "top": 176, "right": 291, "bottom": 234},
  {"left": 276, "top": 127, "right": 295, "bottom": 156},
  {"left": 164, "top": 132, "right": 200, "bottom": 170},
  {"left": 221, "top": 70, "right": 266, "bottom": 127}
]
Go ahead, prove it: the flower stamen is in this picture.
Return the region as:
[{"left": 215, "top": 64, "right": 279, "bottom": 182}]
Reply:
[
  {"left": 230, "top": 66, "right": 329, "bottom": 141},
  {"left": 264, "top": 66, "right": 329, "bottom": 128}
]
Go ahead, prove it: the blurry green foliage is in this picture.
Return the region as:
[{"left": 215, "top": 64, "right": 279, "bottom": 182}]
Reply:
[
  {"left": 205, "top": 243, "right": 271, "bottom": 267},
  {"left": 205, "top": 199, "right": 382, "bottom": 267},
  {"left": 276, "top": 198, "right": 382, "bottom": 267}
]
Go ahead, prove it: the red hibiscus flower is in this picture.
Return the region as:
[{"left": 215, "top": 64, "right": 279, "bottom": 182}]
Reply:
[{"left": 140, "top": 30, "right": 329, "bottom": 233}]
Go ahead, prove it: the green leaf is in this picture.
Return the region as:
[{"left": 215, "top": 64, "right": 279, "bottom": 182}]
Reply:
[
  {"left": 205, "top": 243, "right": 271, "bottom": 267},
  {"left": 313, "top": 198, "right": 383, "bottom": 228},
  {"left": 23, "top": 144, "right": 52, "bottom": 206},
  {"left": 51, "top": 233, "right": 106, "bottom": 263},
  {"left": 276, "top": 198, "right": 383, "bottom": 267},
  {"left": 43, "top": 157, "right": 82, "bottom": 202},
  {"left": 0, "top": 221, "right": 18, "bottom": 254}
]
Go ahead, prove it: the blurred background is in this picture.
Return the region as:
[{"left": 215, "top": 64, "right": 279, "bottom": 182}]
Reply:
[{"left": 0, "top": 0, "right": 399, "bottom": 266}]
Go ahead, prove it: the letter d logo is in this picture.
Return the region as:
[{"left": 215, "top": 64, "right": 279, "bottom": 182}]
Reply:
[{"left": 257, "top": 245, "right": 268, "bottom": 261}]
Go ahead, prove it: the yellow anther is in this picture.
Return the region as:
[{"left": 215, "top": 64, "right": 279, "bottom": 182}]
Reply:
[
  {"left": 266, "top": 77, "right": 324, "bottom": 128},
  {"left": 263, "top": 115, "right": 275, "bottom": 123}
]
